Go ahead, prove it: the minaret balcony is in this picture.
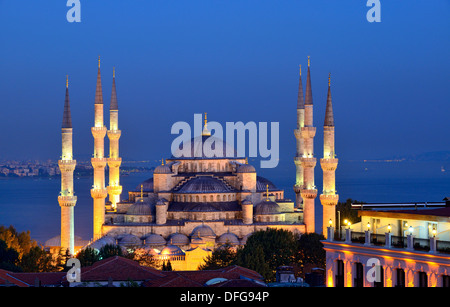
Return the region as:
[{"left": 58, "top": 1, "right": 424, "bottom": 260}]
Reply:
[
  {"left": 91, "top": 126, "right": 107, "bottom": 138},
  {"left": 107, "top": 185, "right": 123, "bottom": 195},
  {"left": 293, "top": 184, "right": 303, "bottom": 194},
  {"left": 58, "top": 195, "right": 77, "bottom": 207},
  {"left": 107, "top": 129, "right": 121, "bottom": 140},
  {"left": 320, "top": 194, "right": 339, "bottom": 206},
  {"left": 91, "top": 158, "right": 107, "bottom": 168},
  {"left": 294, "top": 129, "right": 302, "bottom": 139},
  {"left": 91, "top": 188, "right": 108, "bottom": 199},
  {"left": 300, "top": 188, "right": 318, "bottom": 199},
  {"left": 301, "top": 126, "right": 316, "bottom": 138},
  {"left": 58, "top": 159, "right": 76, "bottom": 172},
  {"left": 320, "top": 158, "right": 338, "bottom": 171},
  {"left": 301, "top": 157, "right": 317, "bottom": 168},
  {"left": 294, "top": 156, "right": 303, "bottom": 165},
  {"left": 107, "top": 157, "right": 122, "bottom": 168}
]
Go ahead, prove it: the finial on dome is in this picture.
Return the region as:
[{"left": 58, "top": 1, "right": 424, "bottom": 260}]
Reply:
[
  {"left": 113, "top": 66, "right": 115, "bottom": 78},
  {"left": 245, "top": 157, "right": 248, "bottom": 164},
  {"left": 266, "top": 184, "right": 269, "bottom": 201},
  {"left": 161, "top": 159, "right": 164, "bottom": 166},
  {"left": 202, "top": 112, "right": 211, "bottom": 136},
  {"left": 140, "top": 184, "right": 143, "bottom": 201}
]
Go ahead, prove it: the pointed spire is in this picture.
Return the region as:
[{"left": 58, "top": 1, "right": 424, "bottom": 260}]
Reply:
[
  {"left": 297, "top": 65, "right": 304, "bottom": 109},
  {"left": 62, "top": 75, "right": 72, "bottom": 129},
  {"left": 95, "top": 56, "right": 103, "bottom": 105},
  {"left": 324, "top": 73, "right": 334, "bottom": 127},
  {"left": 110, "top": 67, "right": 118, "bottom": 110},
  {"left": 305, "top": 56, "right": 313, "bottom": 106}
]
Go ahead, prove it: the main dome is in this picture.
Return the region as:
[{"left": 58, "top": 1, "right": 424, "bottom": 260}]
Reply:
[
  {"left": 170, "top": 135, "right": 242, "bottom": 160},
  {"left": 175, "top": 176, "right": 234, "bottom": 193}
]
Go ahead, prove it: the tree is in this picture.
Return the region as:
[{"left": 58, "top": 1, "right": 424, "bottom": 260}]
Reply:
[
  {"left": 297, "top": 233, "right": 326, "bottom": 271},
  {"left": 19, "top": 246, "right": 56, "bottom": 272},
  {"left": 0, "top": 225, "right": 37, "bottom": 259},
  {"left": 235, "top": 228, "right": 299, "bottom": 282},
  {"left": 199, "top": 243, "right": 237, "bottom": 270},
  {"left": 76, "top": 247, "right": 100, "bottom": 267},
  {"left": 99, "top": 244, "right": 124, "bottom": 259},
  {"left": 0, "top": 239, "right": 21, "bottom": 272}
]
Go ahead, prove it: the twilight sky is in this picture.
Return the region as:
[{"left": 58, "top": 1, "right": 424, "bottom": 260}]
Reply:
[{"left": 0, "top": 0, "right": 449, "bottom": 171}]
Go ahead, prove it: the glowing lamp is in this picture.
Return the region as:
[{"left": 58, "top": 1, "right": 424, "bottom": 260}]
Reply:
[
  {"left": 387, "top": 224, "right": 391, "bottom": 233},
  {"left": 432, "top": 228, "right": 437, "bottom": 237},
  {"left": 408, "top": 226, "right": 413, "bottom": 234},
  {"left": 329, "top": 219, "right": 333, "bottom": 226},
  {"left": 367, "top": 222, "right": 371, "bottom": 230}
]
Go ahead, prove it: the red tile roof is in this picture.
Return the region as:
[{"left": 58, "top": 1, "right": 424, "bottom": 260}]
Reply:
[{"left": 0, "top": 256, "right": 265, "bottom": 287}]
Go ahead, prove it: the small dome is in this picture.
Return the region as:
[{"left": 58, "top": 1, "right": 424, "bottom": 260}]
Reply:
[
  {"left": 143, "top": 233, "right": 166, "bottom": 246},
  {"left": 88, "top": 236, "right": 117, "bottom": 251},
  {"left": 236, "top": 163, "right": 256, "bottom": 173},
  {"left": 217, "top": 232, "right": 240, "bottom": 245},
  {"left": 134, "top": 177, "right": 153, "bottom": 192},
  {"left": 118, "top": 234, "right": 142, "bottom": 246},
  {"left": 154, "top": 164, "right": 172, "bottom": 174},
  {"left": 168, "top": 233, "right": 190, "bottom": 245},
  {"left": 254, "top": 200, "right": 281, "bottom": 215},
  {"left": 190, "top": 225, "right": 216, "bottom": 238},
  {"left": 127, "top": 201, "right": 152, "bottom": 215},
  {"left": 161, "top": 244, "right": 185, "bottom": 256}
]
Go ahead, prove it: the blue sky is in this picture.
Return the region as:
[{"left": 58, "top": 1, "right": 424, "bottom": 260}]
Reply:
[{"left": 0, "top": 0, "right": 449, "bottom": 172}]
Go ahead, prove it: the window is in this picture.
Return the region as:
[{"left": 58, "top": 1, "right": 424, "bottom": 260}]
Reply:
[
  {"left": 335, "top": 260, "right": 344, "bottom": 287},
  {"left": 354, "top": 262, "right": 364, "bottom": 287},
  {"left": 418, "top": 272, "right": 428, "bottom": 287},
  {"left": 374, "top": 266, "right": 383, "bottom": 287},
  {"left": 443, "top": 275, "right": 450, "bottom": 287},
  {"left": 395, "top": 269, "right": 405, "bottom": 287}
]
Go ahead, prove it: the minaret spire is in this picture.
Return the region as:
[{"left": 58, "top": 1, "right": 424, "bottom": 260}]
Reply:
[
  {"left": 300, "top": 56, "right": 317, "bottom": 233},
  {"left": 91, "top": 57, "right": 108, "bottom": 240},
  {"left": 320, "top": 72, "right": 338, "bottom": 238},
  {"left": 58, "top": 76, "right": 77, "bottom": 255},
  {"left": 294, "top": 64, "right": 305, "bottom": 210},
  {"left": 107, "top": 66, "right": 122, "bottom": 210}
]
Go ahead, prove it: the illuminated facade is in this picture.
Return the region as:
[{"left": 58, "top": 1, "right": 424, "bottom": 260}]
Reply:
[
  {"left": 323, "top": 206, "right": 450, "bottom": 287},
  {"left": 58, "top": 76, "right": 77, "bottom": 255}
]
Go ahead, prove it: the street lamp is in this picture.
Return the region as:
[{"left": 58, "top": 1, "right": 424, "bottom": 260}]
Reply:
[
  {"left": 367, "top": 222, "right": 371, "bottom": 231},
  {"left": 387, "top": 224, "right": 391, "bottom": 233}
]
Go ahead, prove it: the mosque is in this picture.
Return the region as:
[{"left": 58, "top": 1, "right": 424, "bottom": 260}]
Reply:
[{"left": 48, "top": 56, "right": 338, "bottom": 270}]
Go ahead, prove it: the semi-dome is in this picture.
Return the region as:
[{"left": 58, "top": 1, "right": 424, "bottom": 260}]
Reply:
[
  {"left": 175, "top": 176, "right": 234, "bottom": 193},
  {"left": 134, "top": 177, "right": 153, "bottom": 192},
  {"left": 236, "top": 163, "right": 256, "bottom": 173},
  {"left": 256, "top": 176, "right": 278, "bottom": 191},
  {"left": 154, "top": 164, "right": 172, "bottom": 174},
  {"left": 161, "top": 244, "right": 185, "bottom": 256},
  {"left": 254, "top": 200, "right": 281, "bottom": 215},
  {"left": 190, "top": 224, "right": 216, "bottom": 238},
  {"left": 127, "top": 201, "right": 152, "bottom": 215},
  {"left": 171, "top": 135, "right": 242, "bottom": 160},
  {"left": 168, "top": 233, "right": 190, "bottom": 245},
  {"left": 217, "top": 232, "right": 240, "bottom": 245},
  {"left": 143, "top": 233, "right": 166, "bottom": 246}
]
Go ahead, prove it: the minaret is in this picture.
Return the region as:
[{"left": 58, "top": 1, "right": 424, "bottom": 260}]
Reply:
[
  {"left": 300, "top": 56, "right": 317, "bottom": 233},
  {"left": 320, "top": 73, "right": 339, "bottom": 238},
  {"left": 107, "top": 67, "right": 122, "bottom": 210},
  {"left": 91, "top": 56, "right": 108, "bottom": 240},
  {"left": 293, "top": 65, "right": 305, "bottom": 210},
  {"left": 58, "top": 75, "right": 77, "bottom": 255}
]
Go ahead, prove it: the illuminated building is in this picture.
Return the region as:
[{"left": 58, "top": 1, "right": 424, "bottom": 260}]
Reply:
[
  {"left": 52, "top": 58, "right": 337, "bottom": 268},
  {"left": 323, "top": 206, "right": 450, "bottom": 287}
]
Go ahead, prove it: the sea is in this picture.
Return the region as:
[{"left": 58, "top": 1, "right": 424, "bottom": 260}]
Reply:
[{"left": 1, "top": 160, "right": 449, "bottom": 245}]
